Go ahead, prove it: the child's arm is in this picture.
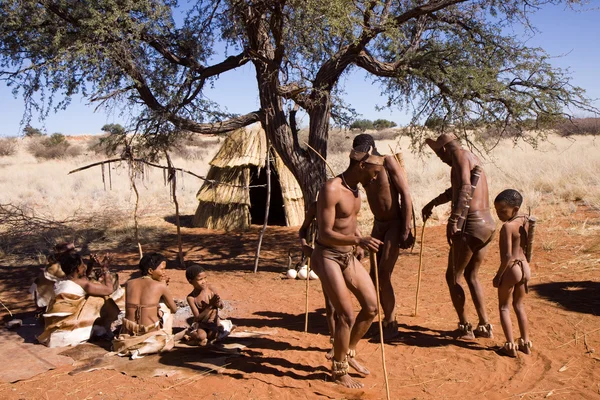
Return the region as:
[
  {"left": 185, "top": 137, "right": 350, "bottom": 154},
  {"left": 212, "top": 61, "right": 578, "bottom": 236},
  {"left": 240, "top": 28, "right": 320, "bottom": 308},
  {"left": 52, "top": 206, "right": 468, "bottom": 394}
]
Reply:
[
  {"left": 208, "top": 287, "right": 224, "bottom": 309},
  {"left": 493, "top": 224, "right": 514, "bottom": 288},
  {"left": 161, "top": 284, "right": 178, "bottom": 313},
  {"left": 187, "top": 294, "right": 200, "bottom": 319}
]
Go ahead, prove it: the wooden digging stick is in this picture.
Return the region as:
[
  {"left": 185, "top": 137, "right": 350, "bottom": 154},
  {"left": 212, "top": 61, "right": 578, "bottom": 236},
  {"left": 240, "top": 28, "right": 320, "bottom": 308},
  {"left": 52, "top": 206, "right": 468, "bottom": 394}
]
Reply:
[
  {"left": 414, "top": 219, "right": 427, "bottom": 316},
  {"left": 371, "top": 251, "right": 391, "bottom": 400},
  {"left": 304, "top": 235, "right": 316, "bottom": 332},
  {"left": 304, "top": 254, "right": 311, "bottom": 332}
]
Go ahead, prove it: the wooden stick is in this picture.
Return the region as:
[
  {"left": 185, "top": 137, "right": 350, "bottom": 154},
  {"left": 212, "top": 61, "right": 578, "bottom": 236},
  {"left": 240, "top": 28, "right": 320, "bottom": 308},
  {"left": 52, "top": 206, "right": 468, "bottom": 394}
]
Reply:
[
  {"left": 371, "top": 251, "right": 391, "bottom": 400},
  {"left": 304, "top": 255, "right": 311, "bottom": 332},
  {"left": 303, "top": 141, "right": 336, "bottom": 177},
  {"left": 0, "top": 298, "right": 13, "bottom": 317},
  {"left": 165, "top": 151, "right": 185, "bottom": 267},
  {"left": 128, "top": 161, "right": 143, "bottom": 260},
  {"left": 414, "top": 219, "right": 426, "bottom": 316},
  {"left": 253, "top": 144, "right": 272, "bottom": 273}
]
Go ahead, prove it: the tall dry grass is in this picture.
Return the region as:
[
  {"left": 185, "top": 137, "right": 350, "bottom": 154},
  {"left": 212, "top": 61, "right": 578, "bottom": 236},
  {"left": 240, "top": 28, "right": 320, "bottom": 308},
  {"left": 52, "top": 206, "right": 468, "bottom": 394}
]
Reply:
[
  {"left": 325, "top": 132, "right": 600, "bottom": 232},
  {"left": 0, "top": 132, "right": 598, "bottom": 249},
  {"left": 0, "top": 136, "right": 220, "bottom": 222}
]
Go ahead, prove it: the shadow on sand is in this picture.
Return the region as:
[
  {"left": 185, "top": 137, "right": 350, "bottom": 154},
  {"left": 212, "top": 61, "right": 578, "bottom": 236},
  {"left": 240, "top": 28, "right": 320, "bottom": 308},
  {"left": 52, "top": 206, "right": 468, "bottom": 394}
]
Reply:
[{"left": 530, "top": 280, "right": 600, "bottom": 316}]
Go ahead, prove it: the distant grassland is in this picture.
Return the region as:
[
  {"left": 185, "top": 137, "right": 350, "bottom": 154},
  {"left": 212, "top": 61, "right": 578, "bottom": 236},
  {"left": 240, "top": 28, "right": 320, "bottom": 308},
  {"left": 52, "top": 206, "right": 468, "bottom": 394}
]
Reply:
[{"left": 0, "top": 132, "right": 598, "bottom": 241}]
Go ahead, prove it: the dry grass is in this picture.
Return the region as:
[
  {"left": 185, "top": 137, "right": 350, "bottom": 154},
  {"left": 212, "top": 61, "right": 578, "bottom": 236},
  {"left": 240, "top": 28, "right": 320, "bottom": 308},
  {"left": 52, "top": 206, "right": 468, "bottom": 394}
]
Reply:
[
  {"left": 0, "top": 137, "right": 17, "bottom": 157},
  {"left": 0, "top": 132, "right": 598, "bottom": 252},
  {"left": 326, "top": 133, "right": 600, "bottom": 229}
]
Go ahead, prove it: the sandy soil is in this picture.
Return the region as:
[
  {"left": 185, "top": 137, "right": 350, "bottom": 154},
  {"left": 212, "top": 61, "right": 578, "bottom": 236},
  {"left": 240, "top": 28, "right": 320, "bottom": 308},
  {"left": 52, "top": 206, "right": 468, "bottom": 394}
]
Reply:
[{"left": 1, "top": 205, "right": 600, "bottom": 399}]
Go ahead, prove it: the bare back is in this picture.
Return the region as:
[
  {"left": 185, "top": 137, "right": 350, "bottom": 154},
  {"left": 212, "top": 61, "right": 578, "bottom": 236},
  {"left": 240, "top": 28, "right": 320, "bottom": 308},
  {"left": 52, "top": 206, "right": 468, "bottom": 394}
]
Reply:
[{"left": 125, "top": 278, "right": 173, "bottom": 326}]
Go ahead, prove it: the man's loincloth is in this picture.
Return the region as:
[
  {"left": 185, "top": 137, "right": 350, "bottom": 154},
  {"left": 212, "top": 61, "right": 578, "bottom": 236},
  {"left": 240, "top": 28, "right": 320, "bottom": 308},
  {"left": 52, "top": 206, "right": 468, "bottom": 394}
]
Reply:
[
  {"left": 371, "top": 218, "right": 402, "bottom": 241},
  {"left": 463, "top": 209, "right": 496, "bottom": 244},
  {"left": 314, "top": 242, "right": 355, "bottom": 272}
]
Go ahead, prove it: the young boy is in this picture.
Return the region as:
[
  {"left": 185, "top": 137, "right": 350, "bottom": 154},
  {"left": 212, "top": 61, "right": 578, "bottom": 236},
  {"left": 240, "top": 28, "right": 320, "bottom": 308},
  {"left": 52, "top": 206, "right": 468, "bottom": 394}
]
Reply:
[
  {"left": 493, "top": 189, "right": 532, "bottom": 357},
  {"left": 113, "top": 253, "right": 178, "bottom": 359},
  {"left": 185, "top": 263, "right": 234, "bottom": 345}
]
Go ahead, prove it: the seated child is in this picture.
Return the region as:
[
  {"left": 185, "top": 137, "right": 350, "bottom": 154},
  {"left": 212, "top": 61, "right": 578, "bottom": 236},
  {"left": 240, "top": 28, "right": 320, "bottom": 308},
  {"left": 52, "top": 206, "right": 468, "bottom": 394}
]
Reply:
[
  {"left": 112, "top": 253, "right": 178, "bottom": 359},
  {"left": 185, "top": 264, "right": 234, "bottom": 345},
  {"left": 493, "top": 189, "right": 532, "bottom": 357}
]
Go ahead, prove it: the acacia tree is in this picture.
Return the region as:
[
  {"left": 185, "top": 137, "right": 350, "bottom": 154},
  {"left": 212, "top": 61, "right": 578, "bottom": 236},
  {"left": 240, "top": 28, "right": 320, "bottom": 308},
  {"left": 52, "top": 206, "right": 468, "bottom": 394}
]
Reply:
[{"left": 0, "top": 0, "right": 595, "bottom": 206}]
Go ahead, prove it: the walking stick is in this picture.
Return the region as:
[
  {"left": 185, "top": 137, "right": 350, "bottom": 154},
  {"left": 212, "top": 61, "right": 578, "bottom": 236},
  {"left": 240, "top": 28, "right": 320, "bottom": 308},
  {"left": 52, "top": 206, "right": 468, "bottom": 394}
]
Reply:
[
  {"left": 304, "top": 235, "right": 315, "bottom": 332},
  {"left": 304, "top": 255, "right": 311, "bottom": 332},
  {"left": 414, "top": 219, "right": 426, "bottom": 316},
  {"left": 371, "top": 251, "right": 391, "bottom": 400}
]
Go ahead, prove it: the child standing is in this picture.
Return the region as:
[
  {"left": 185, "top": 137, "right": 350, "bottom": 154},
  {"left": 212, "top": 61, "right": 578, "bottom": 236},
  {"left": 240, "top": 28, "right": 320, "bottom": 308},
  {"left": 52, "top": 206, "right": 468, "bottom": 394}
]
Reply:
[
  {"left": 493, "top": 189, "right": 532, "bottom": 357},
  {"left": 185, "top": 264, "right": 234, "bottom": 345}
]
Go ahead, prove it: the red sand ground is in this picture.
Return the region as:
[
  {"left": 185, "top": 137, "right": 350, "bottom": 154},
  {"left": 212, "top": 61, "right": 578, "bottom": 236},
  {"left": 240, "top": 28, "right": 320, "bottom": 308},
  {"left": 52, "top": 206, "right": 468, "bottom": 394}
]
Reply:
[{"left": 1, "top": 205, "right": 599, "bottom": 399}]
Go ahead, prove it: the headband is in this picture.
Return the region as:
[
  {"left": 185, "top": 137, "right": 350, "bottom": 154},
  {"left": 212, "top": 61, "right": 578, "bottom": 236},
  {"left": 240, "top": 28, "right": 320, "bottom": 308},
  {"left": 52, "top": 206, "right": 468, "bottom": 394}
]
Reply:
[{"left": 349, "top": 149, "right": 385, "bottom": 166}]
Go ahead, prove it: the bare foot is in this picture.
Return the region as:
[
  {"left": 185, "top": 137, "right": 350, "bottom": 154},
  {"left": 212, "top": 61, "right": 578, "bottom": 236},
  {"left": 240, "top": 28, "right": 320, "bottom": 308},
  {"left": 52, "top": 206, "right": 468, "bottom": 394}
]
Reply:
[
  {"left": 348, "top": 357, "right": 370, "bottom": 375},
  {"left": 456, "top": 323, "right": 475, "bottom": 340},
  {"left": 474, "top": 323, "right": 493, "bottom": 339},
  {"left": 325, "top": 347, "right": 334, "bottom": 360},
  {"left": 518, "top": 338, "right": 532, "bottom": 355},
  {"left": 497, "top": 341, "right": 518, "bottom": 357},
  {"left": 333, "top": 373, "right": 364, "bottom": 389}
]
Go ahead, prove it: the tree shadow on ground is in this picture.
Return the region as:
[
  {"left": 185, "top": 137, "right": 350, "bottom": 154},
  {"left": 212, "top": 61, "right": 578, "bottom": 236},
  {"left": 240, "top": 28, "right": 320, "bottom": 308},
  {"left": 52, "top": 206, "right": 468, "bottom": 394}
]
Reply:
[
  {"left": 233, "top": 309, "right": 331, "bottom": 335},
  {"left": 1, "top": 311, "right": 43, "bottom": 344},
  {"left": 530, "top": 281, "right": 600, "bottom": 316},
  {"left": 164, "top": 214, "right": 195, "bottom": 228},
  {"left": 158, "top": 336, "right": 330, "bottom": 384},
  {"left": 380, "top": 322, "right": 489, "bottom": 352},
  {"left": 220, "top": 351, "right": 330, "bottom": 382}
]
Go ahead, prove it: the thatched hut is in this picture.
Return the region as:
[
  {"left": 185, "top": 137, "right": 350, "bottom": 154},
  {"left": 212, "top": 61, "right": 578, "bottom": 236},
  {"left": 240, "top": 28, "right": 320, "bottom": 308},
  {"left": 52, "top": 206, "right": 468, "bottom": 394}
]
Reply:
[{"left": 192, "top": 125, "right": 305, "bottom": 230}]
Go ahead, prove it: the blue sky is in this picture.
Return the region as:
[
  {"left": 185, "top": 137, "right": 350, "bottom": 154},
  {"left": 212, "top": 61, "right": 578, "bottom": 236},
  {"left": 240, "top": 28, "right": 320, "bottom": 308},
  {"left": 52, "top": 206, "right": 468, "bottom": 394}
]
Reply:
[{"left": 0, "top": 2, "right": 598, "bottom": 137}]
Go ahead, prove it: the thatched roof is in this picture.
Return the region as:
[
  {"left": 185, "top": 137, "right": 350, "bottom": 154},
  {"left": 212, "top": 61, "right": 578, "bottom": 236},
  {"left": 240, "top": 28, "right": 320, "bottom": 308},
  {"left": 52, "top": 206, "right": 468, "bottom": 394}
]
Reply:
[
  {"left": 209, "top": 126, "right": 267, "bottom": 169},
  {"left": 193, "top": 125, "right": 305, "bottom": 230}
]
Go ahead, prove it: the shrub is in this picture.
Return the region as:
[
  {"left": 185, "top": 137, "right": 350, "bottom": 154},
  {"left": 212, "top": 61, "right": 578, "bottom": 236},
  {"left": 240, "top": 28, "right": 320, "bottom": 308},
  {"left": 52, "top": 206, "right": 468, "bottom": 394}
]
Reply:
[
  {"left": 0, "top": 137, "right": 18, "bottom": 156},
  {"left": 350, "top": 119, "right": 374, "bottom": 131},
  {"left": 28, "top": 133, "right": 80, "bottom": 159},
  {"left": 22, "top": 125, "right": 44, "bottom": 138},
  {"left": 373, "top": 119, "right": 397, "bottom": 130},
  {"left": 89, "top": 124, "right": 127, "bottom": 156},
  {"left": 370, "top": 129, "right": 399, "bottom": 141},
  {"left": 554, "top": 118, "right": 600, "bottom": 136}
]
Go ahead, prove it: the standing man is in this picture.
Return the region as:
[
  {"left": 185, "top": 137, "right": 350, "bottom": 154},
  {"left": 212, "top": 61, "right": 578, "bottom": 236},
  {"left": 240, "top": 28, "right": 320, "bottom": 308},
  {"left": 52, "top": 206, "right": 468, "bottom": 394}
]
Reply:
[
  {"left": 422, "top": 133, "right": 496, "bottom": 340},
  {"left": 312, "top": 146, "right": 383, "bottom": 389},
  {"left": 352, "top": 134, "right": 414, "bottom": 340}
]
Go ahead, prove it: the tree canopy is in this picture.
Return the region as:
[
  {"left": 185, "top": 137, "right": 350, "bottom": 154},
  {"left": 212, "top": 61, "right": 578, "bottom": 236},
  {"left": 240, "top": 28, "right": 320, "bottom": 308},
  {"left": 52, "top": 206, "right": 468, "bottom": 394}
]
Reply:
[{"left": 1, "top": 0, "right": 596, "bottom": 203}]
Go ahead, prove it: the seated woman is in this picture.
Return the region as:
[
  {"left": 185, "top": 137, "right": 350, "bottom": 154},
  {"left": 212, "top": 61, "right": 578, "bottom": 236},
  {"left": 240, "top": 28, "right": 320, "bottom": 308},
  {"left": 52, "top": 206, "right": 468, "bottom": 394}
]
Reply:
[
  {"left": 112, "top": 253, "right": 179, "bottom": 359},
  {"left": 37, "top": 251, "right": 121, "bottom": 348},
  {"left": 30, "top": 243, "right": 72, "bottom": 310}
]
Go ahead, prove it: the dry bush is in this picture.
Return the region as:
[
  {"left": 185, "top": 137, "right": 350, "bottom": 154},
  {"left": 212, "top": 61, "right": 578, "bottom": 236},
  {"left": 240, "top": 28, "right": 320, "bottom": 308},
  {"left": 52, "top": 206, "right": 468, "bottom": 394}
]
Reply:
[
  {"left": 28, "top": 134, "right": 82, "bottom": 159},
  {"left": 87, "top": 134, "right": 123, "bottom": 157},
  {"left": 370, "top": 129, "right": 399, "bottom": 142},
  {"left": 327, "top": 129, "right": 356, "bottom": 154},
  {"left": 0, "top": 137, "right": 18, "bottom": 157},
  {"left": 554, "top": 118, "right": 600, "bottom": 136}
]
